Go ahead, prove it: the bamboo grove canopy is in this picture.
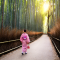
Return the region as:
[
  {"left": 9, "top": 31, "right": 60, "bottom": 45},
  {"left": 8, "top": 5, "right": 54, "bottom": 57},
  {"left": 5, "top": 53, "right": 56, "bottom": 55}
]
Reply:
[{"left": 0, "top": 0, "right": 60, "bottom": 32}]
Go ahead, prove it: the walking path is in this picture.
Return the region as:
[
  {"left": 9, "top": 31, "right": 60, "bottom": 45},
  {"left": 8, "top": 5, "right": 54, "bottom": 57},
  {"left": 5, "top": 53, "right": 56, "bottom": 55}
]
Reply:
[{"left": 0, "top": 35, "right": 59, "bottom": 60}]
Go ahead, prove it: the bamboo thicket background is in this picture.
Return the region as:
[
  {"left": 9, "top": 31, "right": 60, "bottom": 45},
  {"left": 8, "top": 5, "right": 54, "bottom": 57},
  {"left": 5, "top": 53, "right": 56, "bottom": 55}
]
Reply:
[
  {"left": 0, "top": 0, "right": 43, "bottom": 32},
  {"left": 0, "top": 0, "right": 60, "bottom": 32}
]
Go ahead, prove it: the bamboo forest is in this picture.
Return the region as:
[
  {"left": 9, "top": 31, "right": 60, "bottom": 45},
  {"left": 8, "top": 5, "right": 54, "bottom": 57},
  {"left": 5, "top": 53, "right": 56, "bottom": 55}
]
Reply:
[
  {"left": 0, "top": 0, "right": 60, "bottom": 59},
  {"left": 0, "top": 0, "right": 60, "bottom": 32}
]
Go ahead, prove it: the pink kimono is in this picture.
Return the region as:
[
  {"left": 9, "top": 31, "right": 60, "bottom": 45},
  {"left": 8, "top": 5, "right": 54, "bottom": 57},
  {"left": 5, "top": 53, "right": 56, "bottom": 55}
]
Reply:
[{"left": 20, "top": 33, "right": 30, "bottom": 53}]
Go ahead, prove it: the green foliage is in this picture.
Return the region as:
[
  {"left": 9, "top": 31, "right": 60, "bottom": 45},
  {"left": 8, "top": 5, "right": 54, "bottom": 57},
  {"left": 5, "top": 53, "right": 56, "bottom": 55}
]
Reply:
[{"left": 0, "top": 0, "right": 58, "bottom": 32}]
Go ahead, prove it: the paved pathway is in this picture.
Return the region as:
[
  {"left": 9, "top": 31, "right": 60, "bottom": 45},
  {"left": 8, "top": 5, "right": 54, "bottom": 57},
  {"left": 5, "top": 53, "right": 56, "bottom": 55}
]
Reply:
[{"left": 0, "top": 35, "right": 59, "bottom": 60}]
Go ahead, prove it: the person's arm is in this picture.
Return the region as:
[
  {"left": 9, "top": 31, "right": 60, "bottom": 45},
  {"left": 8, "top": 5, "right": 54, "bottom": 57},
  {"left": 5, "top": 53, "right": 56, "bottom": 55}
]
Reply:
[
  {"left": 27, "top": 34, "right": 30, "bottom": 43},
  {"left": 20, "top": 34, "right": 23, "bottom": 43}
]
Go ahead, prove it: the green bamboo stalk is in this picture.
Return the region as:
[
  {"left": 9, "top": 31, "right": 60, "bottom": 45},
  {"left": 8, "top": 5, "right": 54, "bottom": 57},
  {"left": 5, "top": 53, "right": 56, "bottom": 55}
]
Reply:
[
  {"left": 19, "top": 0, "right": 21, "bottom": 29},
  {"left": 58, "top": 0, "right": 60, "bottom": 17},
  {"left": 6, "top": 0, "right": 9, "bottom": 27},
  {"left": 1, "top": 0, "right": 4, "bottom": 29},
  {"left": 22, "top": 0, "right": 24, "bottom": 29},
  {"left": 0, "top": 0, "right": 2, "bottom": 29},
  {"left": 15, "top": 0, "right": 16, "bottom": 28},
  {"left": 30, "top": 0, "right": 31, "bottom": 30},
  {"left": 33, "top": 0, "right": 35, "bottom": 31},
  {"left": 12, "top": 0, "right": 14, "bottom": 28},
  {"left": 16, "top": 0, "right": 18, "bottom": 29},
  {"left": 55, "top": 0, "right": 57, "bottom": 21},
  {"left": 10, "top": 0, "right": 12, "bottom": 29},
  {"left": 22, "top": 0, "right": 25, "bottom": 29},
  {"left": 24, "top": 0, "right": 26, "bottom": 29}
]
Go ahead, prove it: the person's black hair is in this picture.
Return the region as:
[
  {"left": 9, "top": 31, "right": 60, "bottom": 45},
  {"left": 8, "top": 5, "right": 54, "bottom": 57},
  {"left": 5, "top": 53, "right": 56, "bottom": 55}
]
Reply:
[{"left": 24, "top": 29, "right": 26, "bottom": 32}]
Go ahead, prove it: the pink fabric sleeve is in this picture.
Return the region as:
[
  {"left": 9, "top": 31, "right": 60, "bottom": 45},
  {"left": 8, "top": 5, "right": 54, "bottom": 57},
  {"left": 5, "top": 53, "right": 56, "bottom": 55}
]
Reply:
[
  {"left": 27, "top": 34, "right": 30, "bottom": 43},
  {"left": 20, "top": 34, "right": 23, "bottom": 42}
]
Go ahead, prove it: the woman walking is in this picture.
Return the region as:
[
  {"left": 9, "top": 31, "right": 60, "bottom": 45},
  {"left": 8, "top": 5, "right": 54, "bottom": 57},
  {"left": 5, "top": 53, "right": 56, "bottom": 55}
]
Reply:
[{"left": 20, "top": 29, "right": 30, "bottom": 55}]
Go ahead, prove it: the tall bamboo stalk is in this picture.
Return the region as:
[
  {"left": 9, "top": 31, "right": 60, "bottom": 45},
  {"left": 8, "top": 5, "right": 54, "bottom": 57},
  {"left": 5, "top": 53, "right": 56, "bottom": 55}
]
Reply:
[
  {"left": 53, "top": 0, "right": 54, "bottom": 24},
  {"left": 1, "top": 0, "right": 4, "bottom": 29},
  {"left": 10, "top": 0, "right": 12, "bottom": 29},
  {"left": 59, "top": 0, "right": 60, "bottom": 17},
  {"left": 55, "top": 0, "right": 57, "bottom": 21},
  {"left": 15, "top": 0, "right": 16, "bottom": 28},
  {"left": 0, "top": 0, "right": 2, "bottom": 29},
  {"left": 30, "top": 0, "right": 31, "bottom": 30}
]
